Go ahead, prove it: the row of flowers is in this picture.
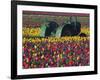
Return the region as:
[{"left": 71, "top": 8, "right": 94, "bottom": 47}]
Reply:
[
  {"left": 22, "top": 27, "right": 89, "bottom": 37},
  {"left": 23, "top": 37, "right": 89, "bottom": 43},
  {"left": 22, "top": 27, "right": 41, "bottom": 37}
]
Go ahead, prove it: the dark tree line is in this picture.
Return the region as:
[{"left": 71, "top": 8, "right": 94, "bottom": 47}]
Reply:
[{"left": 45, "top": 16, "right": 87, "bottom": 37}]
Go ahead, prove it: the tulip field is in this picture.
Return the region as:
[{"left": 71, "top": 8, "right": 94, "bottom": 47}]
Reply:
[{"left": 22, "top": 27, "right": 90, "bottom": 69}]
